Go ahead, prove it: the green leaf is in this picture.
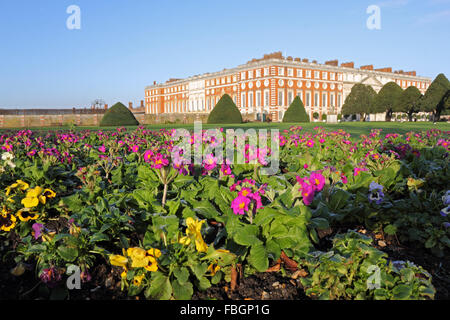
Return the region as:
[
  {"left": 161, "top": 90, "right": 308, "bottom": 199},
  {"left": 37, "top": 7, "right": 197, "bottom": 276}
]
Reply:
[
  {"left": 172, "top": 279, "right": 193, "bottom": 300},
  {"left": 310, "top": 217, "right": 330, "bottom": 230},
  {"left": 173, "top": 267, "right": 190, "bottom": 284},
  {"left": 392, "top": 284, "right": 412, "bottom": 300},
  {"left": 146, "top": 272, "right": 172, "bottom": 300},
  {"left": 425, "top": 237, "right": 436, "bottom": 249},
  {"left": 248, "top": 244, "right": 269, "bottom": 272},
  {"left": 329, "top": 188, "right": 352, "bottom": 210},
  {"left": 89, "top": 233, "right": 110, "bottom": 243},
  {"left": 233, "top": 225, "right": 262, "bottom": 247},
  {"left": 384, "top": 224, "right": 397, "bottom": 236},
  {"left": 57, "top": 246, "right": 78, "bottom": 262}
]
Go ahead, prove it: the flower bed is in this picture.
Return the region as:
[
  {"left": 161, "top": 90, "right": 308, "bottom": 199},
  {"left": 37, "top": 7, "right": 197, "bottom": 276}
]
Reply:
[{"left": 0, "top": 126, "right": 449, "bottom": 300}]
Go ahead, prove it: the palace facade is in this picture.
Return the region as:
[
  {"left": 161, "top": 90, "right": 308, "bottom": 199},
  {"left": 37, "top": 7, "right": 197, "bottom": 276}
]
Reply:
[{"left": 144, "top": 52, "right": 431, "bottom": 122}]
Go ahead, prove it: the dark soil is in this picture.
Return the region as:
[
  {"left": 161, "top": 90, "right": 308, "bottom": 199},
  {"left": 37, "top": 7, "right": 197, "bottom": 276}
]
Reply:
[{"left": 192, "top": 272, "right": 310, "bottom": 300}]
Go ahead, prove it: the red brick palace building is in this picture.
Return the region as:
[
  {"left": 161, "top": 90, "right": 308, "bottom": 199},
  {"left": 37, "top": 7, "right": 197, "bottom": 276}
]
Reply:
[{"left": 144, "top": 52, "right": 431, "bottom": 122}]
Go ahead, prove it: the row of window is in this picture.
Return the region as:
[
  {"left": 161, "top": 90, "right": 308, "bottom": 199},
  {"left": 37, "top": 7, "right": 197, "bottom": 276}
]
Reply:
[
  {"left": 239, "top": 90, "right": 342, "bottom": 109},
  {"left": 396, "top": 79, "right": 429, "bottom": 89},
  {"left": 147, "top": 89, "right": 343, "bottom": 114}
]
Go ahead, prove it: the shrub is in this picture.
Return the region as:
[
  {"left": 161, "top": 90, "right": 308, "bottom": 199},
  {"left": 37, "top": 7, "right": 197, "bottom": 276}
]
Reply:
[
  {"left": 321, "top": 114, "right": 327, "bottom": 121},
  {"left": 282, "top": 96, "right": 310, "bottom": 123},
  {"left": 313, "top": 112, "right": 319, "bottom": 120},
  {"left": 207, "top": 94, "right": 243, "bottom": 124},
  {"left": 100, "top": 102, "right": 139, "bottom": 127}
]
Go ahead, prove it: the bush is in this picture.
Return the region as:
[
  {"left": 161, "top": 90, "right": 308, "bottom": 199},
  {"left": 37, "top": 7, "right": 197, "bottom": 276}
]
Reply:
[
  {"left": 313, "top": 112, "right": 319, "bottom": 120},
  {"left": 282, "top": 96, "right": 310, "bottom": 123},
  {"left": 100, "top": 102, "right": 139, "bottom": 127},
  {"left": 207, "top": 94, "right": 243, "bottom": 124},
  {"left": 321, "top": 114, "right": 327, "bottom": 121}
]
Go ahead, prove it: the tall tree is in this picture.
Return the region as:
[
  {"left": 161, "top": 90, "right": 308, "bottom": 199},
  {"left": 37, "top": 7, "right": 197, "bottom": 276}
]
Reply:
[
  {"left": 341, "top": 84, "right": 377, "bottom": 121},
  {"left": 372, "top": 82, "right": 403, "bottom": 121},
  {"left": 396, "top": 86, "right": 422, "bottom": 121},
  {"left": 418, "top": 73, "right": 450, "bottom": 121}
]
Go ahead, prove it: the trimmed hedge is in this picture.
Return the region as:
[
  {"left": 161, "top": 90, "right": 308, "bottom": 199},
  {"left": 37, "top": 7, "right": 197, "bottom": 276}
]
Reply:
[
  {"left": 282, "top": 96, "right": 310, "bottom": 123},
  {"left": 100, "top": 102, "right": 139, "bottom": 127},
  {"left": 207, "top": 94, "right": 243, "bottom": 124}
]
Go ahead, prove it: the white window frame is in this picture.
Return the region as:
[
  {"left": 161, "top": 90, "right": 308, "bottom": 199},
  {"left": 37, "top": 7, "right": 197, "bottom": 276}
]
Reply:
[
  {"left": 305, "top": 91, "right": 311, "bottom": 107},
  {"left": 287, "top": 90, "right": 294, "bottom": 106},
  {"left": 256, "top": 91, "right": 261, "bottom": 107},
  {"left": 287, "top": 68, "right": 294, "bottom": 77},
  {"left": 264, "top": 89, "right": 270, "bottom": 107},
  {"left": 278, "top": 89, "right": 284, "bottom": 106},
  {"left": 297, "top": 69, "right": 303, "bottom": 78}
]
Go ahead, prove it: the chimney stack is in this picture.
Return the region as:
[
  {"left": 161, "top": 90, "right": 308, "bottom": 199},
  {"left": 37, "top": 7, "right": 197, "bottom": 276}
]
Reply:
[
  {"left": 341, "top": 62, "right": 355, "bottom": 68},
  {"left": 140, "top": 100, "right": 144, "bottom": 108},
  {"left": 325, "top": 59, "right": 339, "bottom": 66},
  {"left": 360, "top": 65, "right": 374, "bottom": 71},
  {"left": 129, "top": 102, "right": 133, "bottom": 109},
  {"left": 375, "top": 67, "right": 392, "bottom": 73},
  {"left": 104, "top": 104, "right": 108, "bottom": 110}
]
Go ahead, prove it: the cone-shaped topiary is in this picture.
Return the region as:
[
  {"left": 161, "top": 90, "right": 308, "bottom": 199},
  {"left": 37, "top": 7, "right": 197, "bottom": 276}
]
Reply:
[
  {"left": 207, "top": 94, "right": 243, "bottom": 124},
  {"left": 100, "top": 102, "right": 140, "bottom": 127},
  {"left": 282, "top": 96, "right": 310, "bottom": 122}
]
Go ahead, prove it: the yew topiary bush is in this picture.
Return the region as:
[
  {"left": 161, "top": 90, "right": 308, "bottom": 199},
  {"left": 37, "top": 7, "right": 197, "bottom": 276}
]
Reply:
[
  {"left": 100, "top": 102, "right": 140, "bottom": 127},
  {"left": 282, "top": 96, "right": 310, "bottom": 123},
  {"left": 207, "top": 94, "right": 243, "bottom": 124}
]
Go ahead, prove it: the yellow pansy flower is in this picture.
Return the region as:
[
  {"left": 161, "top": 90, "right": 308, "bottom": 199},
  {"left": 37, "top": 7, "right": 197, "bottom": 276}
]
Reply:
[
  {"left": 195, "top": 238, "right": 209, "bottom": 253},
  {"left": 184, "top": 217, "right": 208, "bottom": 253},
  {"left": 5, "top": 180, "right": 29, "bottom": 196},
  {"left": 207, "top": 262, "right": 220, "bottom": 276},
  {"left": 179, "top": 236, "right": 191, "bottom": 246},
  {"left": 133, "top": 274, "right": 145, "bottom": 286},
  {"left": 147, "top": 248, "right": 162, "bottom": 259},
  {"left": 109, "top": 254, "right": 129, "bottom": 268},
  {"left": 127, "top": 247, "right": 149, "bottom": 268},
  {"left": 144, "top": 256, "right": 158, "bottom": 272},
  {"left": 16, "top": 209, "right": 39, "bottom": 222},
  {"left": 0, "top": 208, "right": 16, "bottom": 232}
]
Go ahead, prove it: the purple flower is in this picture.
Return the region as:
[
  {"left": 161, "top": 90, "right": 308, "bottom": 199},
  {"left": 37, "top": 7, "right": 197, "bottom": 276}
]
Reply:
[
  {"left": 442, "top": 191, "right": 450, "bottom": 206},
  {"left": 368, "top": 182, "right": 384, "bottom": 205},
  {"left": 40, "top": 267, "right": 62, "bottom": 288},
  {"left": 309, "top": 172, "right": 325, "bottom": 192},
  {"left": 32, "top": 223, "right": 44, "bottom": 240},
  {"left": 231, "top": 195, "right": 251, "bottom": 215},
  {"left": 301, "top": 183, "right": 315, "bottom": 206},
  {"left": 440, "top": 206, "right": 449, "bottom": 217}
]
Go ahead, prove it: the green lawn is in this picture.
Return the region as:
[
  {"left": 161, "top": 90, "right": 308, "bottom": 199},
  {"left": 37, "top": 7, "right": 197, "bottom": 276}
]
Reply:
[{"left": 1, "top": 121, "right": 449, "bottom": 138}]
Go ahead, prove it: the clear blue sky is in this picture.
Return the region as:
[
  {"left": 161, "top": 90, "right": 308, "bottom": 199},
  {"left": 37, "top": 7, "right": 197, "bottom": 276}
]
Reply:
[{"left": 0, "top": 0, "right": 449, "bottom": 108}]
